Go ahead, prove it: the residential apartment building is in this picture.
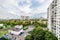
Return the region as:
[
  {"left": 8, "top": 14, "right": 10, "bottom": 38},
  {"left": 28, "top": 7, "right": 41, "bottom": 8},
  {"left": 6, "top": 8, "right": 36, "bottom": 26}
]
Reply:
[{"left": 48, "top": 0, "right": 60, "bottom": 40}]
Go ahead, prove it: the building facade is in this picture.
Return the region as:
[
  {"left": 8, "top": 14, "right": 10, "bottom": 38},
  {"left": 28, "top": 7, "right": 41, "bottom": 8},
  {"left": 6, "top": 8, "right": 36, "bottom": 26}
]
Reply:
[{"left": 48, "top": 0, "right": 60, "bottom": 40}]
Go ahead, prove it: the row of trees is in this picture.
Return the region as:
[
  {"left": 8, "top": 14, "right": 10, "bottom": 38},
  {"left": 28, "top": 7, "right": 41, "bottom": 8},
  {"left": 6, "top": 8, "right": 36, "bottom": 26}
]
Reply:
[
  {"left": 0, "top": 19, "right": 47, "bottom": 30},
  {"left": 25, "top": 27, "right": 58, "bottom": 40},
  {"left": 0, "top": 19, "right": 47, "bottom": 27},
  {"left": 0, "top": 19, "right": 31, "bottom": 27}
]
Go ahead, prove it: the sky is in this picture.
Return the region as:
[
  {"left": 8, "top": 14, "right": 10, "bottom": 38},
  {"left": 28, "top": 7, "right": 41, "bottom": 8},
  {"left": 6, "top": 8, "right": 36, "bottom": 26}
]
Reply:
[{"left": 0, "top": 0, "right": 52, "bottom": 19}]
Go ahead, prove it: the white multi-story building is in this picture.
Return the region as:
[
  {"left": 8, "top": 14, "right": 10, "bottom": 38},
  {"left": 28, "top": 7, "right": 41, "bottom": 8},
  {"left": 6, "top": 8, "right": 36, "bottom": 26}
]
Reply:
[{"left": 48, "top": 0, "right": 60, "bottom": 40}]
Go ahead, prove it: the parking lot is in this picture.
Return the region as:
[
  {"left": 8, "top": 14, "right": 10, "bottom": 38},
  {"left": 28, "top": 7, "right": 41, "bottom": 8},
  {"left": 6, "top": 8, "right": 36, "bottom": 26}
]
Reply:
[{"left": 3, "top": 25, "right": 34, "bottom": 40}]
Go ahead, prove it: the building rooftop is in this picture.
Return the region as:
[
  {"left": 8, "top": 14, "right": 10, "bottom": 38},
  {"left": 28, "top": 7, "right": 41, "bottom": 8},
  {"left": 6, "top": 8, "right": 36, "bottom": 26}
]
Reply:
[{"left": 10, "top": 28, "right": 22, "bottom": 32}]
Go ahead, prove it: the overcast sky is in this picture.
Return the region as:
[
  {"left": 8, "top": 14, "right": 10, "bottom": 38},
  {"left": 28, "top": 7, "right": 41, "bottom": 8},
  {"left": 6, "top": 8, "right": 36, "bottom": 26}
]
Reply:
[{"left": 0, "top": 0, "right": 52, "bottom": 19}]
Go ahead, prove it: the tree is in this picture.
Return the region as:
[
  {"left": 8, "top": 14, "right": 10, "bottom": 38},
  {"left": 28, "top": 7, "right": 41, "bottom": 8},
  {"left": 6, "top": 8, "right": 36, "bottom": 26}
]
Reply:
[
  {"left": 25, "top": 27, "right": 58, "bottom": 40},
  {"left": 0, "top": 26, "right": 4, "bottom": 29},
  {"left": 31, "top": 27, "right": 45, "bottom": 40},
  {"left": 45, "top": 30, "right": 58, "bottom": 40},
  {"left": 25, "top": 35, "right": 33, "bottom": 40}
]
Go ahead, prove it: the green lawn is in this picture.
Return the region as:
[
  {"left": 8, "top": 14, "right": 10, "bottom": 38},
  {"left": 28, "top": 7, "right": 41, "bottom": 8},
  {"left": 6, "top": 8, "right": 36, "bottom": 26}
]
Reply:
[
  {"left": 0, "top": 30, "right": 8, "bottom": 37},
  {"left": 23, "top": 26, "right": 28, "bottom": 30}
]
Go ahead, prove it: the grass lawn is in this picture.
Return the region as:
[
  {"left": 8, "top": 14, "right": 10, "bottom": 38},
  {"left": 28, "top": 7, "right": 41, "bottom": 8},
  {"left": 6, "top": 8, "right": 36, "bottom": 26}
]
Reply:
[
  {"left": 23, "top": 26, "right": 28, "bottom": 30},
  {"left": 0, "top": 30, "right": 8, "bottom": 37}
]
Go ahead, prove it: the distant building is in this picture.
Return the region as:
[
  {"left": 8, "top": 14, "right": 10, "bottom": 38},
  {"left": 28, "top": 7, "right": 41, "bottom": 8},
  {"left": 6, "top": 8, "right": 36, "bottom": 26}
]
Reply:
[
  {"left": 20, "top": 16, "right": 29, "bottom": 20},
  {"left": 39, "top": 17, "right": 44, "bottom": 20}
]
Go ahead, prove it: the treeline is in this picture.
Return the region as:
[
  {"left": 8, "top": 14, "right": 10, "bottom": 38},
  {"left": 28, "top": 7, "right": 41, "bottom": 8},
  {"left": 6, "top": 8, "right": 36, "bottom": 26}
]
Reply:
[{"left": 0, "top": 19, "right": 31, "bottom": 27}]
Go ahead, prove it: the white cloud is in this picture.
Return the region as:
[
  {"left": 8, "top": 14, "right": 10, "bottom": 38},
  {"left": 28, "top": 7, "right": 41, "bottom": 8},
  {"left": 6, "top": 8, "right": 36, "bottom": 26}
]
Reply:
[
  {"left": 10, "top": 11, "right": 16, "bottom": 15},
  {"left": 19, "top": 7, "right": 32, "bottom": 13},
  {"left": 26, "top": 0, "right": 51, "bottom": 17},
  {"left": 36, "top": 0, "right": 45, "bottom": 3},
  {"left": 0, "top": 0, "right": 52, "bottom": 19}
]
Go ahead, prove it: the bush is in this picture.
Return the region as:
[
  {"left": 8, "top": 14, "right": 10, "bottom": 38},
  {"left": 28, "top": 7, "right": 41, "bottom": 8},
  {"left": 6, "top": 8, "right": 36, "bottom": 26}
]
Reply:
[
  {"left": 0, "top": 26, "right": 4, "bottom": 29},
  {"left": 25, "top": 35, "right": 33, "bottom": 40}
]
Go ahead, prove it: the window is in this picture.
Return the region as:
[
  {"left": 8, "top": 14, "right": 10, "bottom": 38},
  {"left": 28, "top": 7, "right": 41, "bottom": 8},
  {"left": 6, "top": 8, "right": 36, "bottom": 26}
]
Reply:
[
  {"left": 52, "top": 11, "right": 54, "bottom": 13},
  {"left": 59, "top": 28, "right": 60, "bottom": 29},
  {"left": 52, "top": 6, "right": 54, "bottom": 9},
  {"left": 52, "top": 1, "right": 54, "bottom": 3},
  {"left": 59, "top": 25, "right": 60, "bottom": 26},
  {"left": 55, "top": 13, "right": 56, "bottom": 14},
  {"left": 55, "top": 4, "right": 57, "bottom": 6},
  {"left": 55, "top": 0, "right": 57, "bottom": 3}
]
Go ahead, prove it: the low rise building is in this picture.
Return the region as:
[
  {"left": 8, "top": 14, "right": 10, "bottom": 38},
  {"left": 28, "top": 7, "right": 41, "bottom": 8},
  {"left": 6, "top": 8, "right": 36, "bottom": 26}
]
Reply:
[{"left": 9, "top": 25, "right": 24, "bottom": 35}]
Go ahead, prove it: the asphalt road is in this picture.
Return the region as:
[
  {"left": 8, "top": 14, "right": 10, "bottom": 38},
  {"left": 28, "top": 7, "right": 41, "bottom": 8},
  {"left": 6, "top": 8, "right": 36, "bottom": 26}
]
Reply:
[{"left": 19, "top": 25, "right": 34, "bottom": 40}]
